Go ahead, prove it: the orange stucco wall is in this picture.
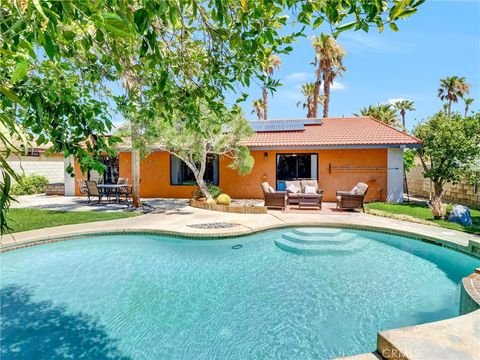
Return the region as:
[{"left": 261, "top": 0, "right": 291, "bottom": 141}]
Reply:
[
  {"left": 220, "top": 149, "right": 387, "bottom": 202},
  {"left": 74, "top": 149, "right": 388, "bottom": 201}
]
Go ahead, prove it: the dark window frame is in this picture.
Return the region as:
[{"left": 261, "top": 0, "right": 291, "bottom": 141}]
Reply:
[
  {"left": 275, "top": 153, "right": 319, "bottom": 190},
  {"left": 169, "top": 154, "right": 220, "bottom": 186}
]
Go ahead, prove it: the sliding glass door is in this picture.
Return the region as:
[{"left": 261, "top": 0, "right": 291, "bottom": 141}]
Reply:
[{"left": 276, "top": 153, "right": 318, "bottom": 190}]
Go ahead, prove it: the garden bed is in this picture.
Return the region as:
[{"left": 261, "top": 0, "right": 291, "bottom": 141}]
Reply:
[{"left": 190, "top": 199, "right": 267, "bottom": 214}]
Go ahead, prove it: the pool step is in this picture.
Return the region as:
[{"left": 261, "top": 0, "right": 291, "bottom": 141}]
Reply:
[
  {"left": 282, "top": 232, "right": 355, "bottom": 245},
  {"left": 292, "top": 228, "right": 342, "bottom": 237},
  {"left": 275, "top": 228, "right": 368, "bottom": 256},
  {"left": 274, "top": 237, "right": 369, "bottom": 256}
]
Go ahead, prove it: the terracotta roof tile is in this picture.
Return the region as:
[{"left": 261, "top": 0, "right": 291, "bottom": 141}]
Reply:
[{"left": 241, "top": 117, "right": 421, "bottom": 148}]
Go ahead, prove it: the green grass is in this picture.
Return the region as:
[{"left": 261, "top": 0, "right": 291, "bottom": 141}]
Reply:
[
  {"left": 6, "top": 208, "right": 140, "bottom": 234},
  {"left": 366, "top": 202, "right": 480, "bottom": 235}
]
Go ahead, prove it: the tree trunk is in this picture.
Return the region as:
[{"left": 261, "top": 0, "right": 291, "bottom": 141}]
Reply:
[
  {"left": 401, "top": 110, "right": 406, "bottom": 129},
  {"left": 262, "top": 83, "right": 268, "bottom": 120},
  {"left": 196, "top": 177, "right": 212, "bottom": 200},
  {"left": 312, "top": 66, "right": 322, "bottom": 118},
  {"left": 323, "top": 71, "right": 331, "bottom": 118},
  {"left": 430, "top": 181, "right": 445, "bottom": 218},
  {"left": 447, "top": 100, "right": 452, "bottom": 117},
  {"left": 131, "top": 124, "right": 141, "bottom": 208}
]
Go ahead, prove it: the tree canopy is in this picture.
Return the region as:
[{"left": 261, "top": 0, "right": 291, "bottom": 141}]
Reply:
[
  {"left": 413, "top": 111, "right": 480, "bottom": 213},
  {"left": 0, "top": 0, "right": 424, "bottom": 232}
]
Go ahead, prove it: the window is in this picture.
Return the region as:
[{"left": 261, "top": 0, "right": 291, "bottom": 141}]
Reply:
[
  {"left": 170, "top": 155, "right": 219, "bottom": 185},
  {"left": 276, "top": 153, "right": 318, "bottom": 190},
  {"left": 88, "top": 155, "right": 119, "bottom": 184}
]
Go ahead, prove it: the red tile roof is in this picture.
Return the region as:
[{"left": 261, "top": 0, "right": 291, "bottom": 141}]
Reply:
[{"left": 241, "top": 117, "right": 421, "bottom": 148}]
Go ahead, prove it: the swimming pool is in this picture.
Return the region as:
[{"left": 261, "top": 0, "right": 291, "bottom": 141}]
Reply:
[{"left": 1, "top": 228, "right": 479, "bottom": 359}]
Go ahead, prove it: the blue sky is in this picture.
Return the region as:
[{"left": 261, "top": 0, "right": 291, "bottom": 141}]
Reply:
[
  {"left": 111, "top": 0, "right": 479, "bottom": 132},
  {"left": 230, "top": 0, "right": 480, "bottom": 130}
]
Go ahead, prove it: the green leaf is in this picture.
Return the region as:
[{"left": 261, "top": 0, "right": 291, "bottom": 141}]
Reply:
[
  {"left": 44, "top": 33, "right": 55, "bottom": 59},
  {"left": 11, "top": 61, "right": 29, "bottom": 83},
  {"left": 313, "top": 17, "right": 324, "bottom": 29},
  {"left": 0, "top": 86, "right": 26, "bottom": 107},
  {"left": 102, "top": 13, "right": 132, "bottom": 38},
  {"left": 134, "top": 8, "right": 149, "bottom": 33},
  {"left": 32, "top": 0, "right": 48, "bottom": 20},
  {"left": 389, "top": 22, "right": 399, "bottom": 32},
  {"left": 63, "top": 30, "right": 75, "bottom": 41},
  {"left": 336, "top": 21, "right": 356, "bottom": 34}
]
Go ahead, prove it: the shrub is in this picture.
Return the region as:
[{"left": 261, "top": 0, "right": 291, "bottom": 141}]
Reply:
[
  {"left": 11, "top": 175, "right": 49, "bottom": 195},
  {"left": 207, "top": 183, "right": 222, "bottom": 198},
  {"left": 216, "top": 193, "right": 231, "bottom": 205}
]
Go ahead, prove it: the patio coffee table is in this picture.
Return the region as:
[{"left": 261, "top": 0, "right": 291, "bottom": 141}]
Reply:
[{"left": 298, "top": 193, "right": 322, "bottom": 210}]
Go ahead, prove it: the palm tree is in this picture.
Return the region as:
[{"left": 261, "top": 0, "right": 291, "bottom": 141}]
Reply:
[
  {"left": 464, "top": 97, "right": 474, "bottom": 117},
  {"left": 261, "top": 54, "right": 281, "bottom": 120},
  {"left": 251, "top": 99, "right": 265, "bottom": 120},
  {"left": 296, "top": 82, "right": 323, "bottom": 118},
  {"left": 311, "top": 34, "right": 346, "bottom": 118},
  {"left": 392, "top": 100, "right": 415, "bottom": 130},
  {"left": 354, "top": 104, "right": 401, "bottom": 128},
  {"left": 438, "top": 76, "right": 470, "bottom": 116}
]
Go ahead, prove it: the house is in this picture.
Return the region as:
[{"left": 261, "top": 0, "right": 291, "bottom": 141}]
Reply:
[{"left": 70, "top": 117, "right": 421, "bottom": 203}]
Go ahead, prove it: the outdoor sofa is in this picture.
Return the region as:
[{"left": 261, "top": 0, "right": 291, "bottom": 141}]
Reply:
[{"left": 284, "top": 179, "right": 323, "bottom": 207}]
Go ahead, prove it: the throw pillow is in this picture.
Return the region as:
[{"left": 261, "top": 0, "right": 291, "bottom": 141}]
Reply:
[
  {"left": 268, "top": 186, "right": 275, "bottom": 193},
  {"left": 286, "top": 184, "right": 299, "bottom": 194},
  {"left": 350, "top": 186, "right": 359, "bottom": 194},
  {"left": 304, "top": 185, "right": 317, "bottom": 194}
]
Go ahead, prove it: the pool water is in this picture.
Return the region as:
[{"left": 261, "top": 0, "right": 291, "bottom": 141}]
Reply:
[{"left": 1, "top": 228, "right": 479, "bottom": 359}]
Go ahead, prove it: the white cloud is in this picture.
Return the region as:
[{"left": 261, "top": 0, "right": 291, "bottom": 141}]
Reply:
[
  {"left": 331, "top": 81, "right": 346, "bottom": 91},
  {"left": 341, "top": 32, "right": 409, "bottom": 54},
  {"left": 285, "top": 72, "right": 314, "bottom": 82},
  {"left": 387, "top": 97, "right": 407, "bottom": 105}
]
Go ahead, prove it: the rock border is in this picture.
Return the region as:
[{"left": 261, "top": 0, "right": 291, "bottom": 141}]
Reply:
[{"left": 189, "top": 199, "right": 267, "bottom": 214}]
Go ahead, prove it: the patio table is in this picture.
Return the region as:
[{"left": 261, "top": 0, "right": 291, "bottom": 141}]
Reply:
[
  {"left": 298, "top": 193, "right": 323, "bottom": 210},
  {"left": 97, "top": 184, "right": 131, "bottom": 204}
]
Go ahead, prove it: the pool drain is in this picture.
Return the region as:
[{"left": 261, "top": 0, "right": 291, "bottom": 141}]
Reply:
[{"left": 232, "top": 244, "right": 243, "bottom": 250}]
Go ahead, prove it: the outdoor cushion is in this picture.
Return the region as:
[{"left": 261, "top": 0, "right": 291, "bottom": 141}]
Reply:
[
  {"left": 261, "top": 182, "right": 271, "bottom": 194},
  {"left": 304, "top": 185, "right": 317, "bottom": 194},
  {"left": 350, "top": 186, "right": 359, "bottom": 194},
  {"left": 286, "top": 184, "right": 300, "bottom": 193},
  {"left": 301, "top": 180, "right": 318, "bottom": 192},
  {"left": 285, "top": 180, "right": 301, "bottom": 191},
  {"left": 354, "top": 182, "right": 369, "bottom": 195},
  {"left": 268, "top": 185, "right": 275, "bottom": 193}
]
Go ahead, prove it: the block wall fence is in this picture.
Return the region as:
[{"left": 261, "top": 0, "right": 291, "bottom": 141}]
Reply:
[{"left": 406, "top": 164, "right": 479, "bottom": 207}]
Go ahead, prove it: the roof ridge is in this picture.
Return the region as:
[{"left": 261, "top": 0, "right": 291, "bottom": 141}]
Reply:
[{"left": 365, "top": 116, "right": 422, "bottom": 143}]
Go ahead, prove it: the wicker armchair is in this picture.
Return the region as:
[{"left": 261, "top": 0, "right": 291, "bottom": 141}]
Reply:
[
  {"left": 336, "top": 182, "right": 369, "bottom": 212},
  {"left": 261, "top": 182, "right": 286, "bottom": 210}
]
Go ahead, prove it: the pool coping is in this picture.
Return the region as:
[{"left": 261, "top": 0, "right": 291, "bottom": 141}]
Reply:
[{"left": 1, "top": 221, "right": 479, "bottom": 260}]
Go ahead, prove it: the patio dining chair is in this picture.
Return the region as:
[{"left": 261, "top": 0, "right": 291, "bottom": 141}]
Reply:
[
  {"left": 85, "top": 180, "right": 108, "bottom": 204},
  {"left": 77, "top": 179, "right": 88, "bottom": 195},
  {"left": 117, "top": 177, "right": 128, "bottom": 185}
]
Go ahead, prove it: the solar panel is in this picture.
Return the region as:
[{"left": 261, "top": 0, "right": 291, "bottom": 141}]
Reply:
[{"left": 249, "top": 119, "right": 322, "bottom": 132}]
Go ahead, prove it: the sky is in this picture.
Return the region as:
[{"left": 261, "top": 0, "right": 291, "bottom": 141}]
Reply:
[
  {"left": 231, "top": 0, "right": 480, "bottom": 131},
  {"left": 111, "top": 0, "right": 480, "bottom": 132}
]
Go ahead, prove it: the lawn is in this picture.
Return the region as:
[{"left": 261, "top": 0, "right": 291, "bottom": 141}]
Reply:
[
  {"left": 366, "top": 202, "right": 480, "bottom": 235},
  {"left": 5, "top": 208, "right": 140, "bottom": 234}
]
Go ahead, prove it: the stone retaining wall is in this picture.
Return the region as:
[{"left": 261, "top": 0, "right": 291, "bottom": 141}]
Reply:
[
  {"left": 45, "top": 183, "right": 65, "bottom": 195},
  {"left": 406, "top": 164, "right": 479, "bottom": 207}
]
